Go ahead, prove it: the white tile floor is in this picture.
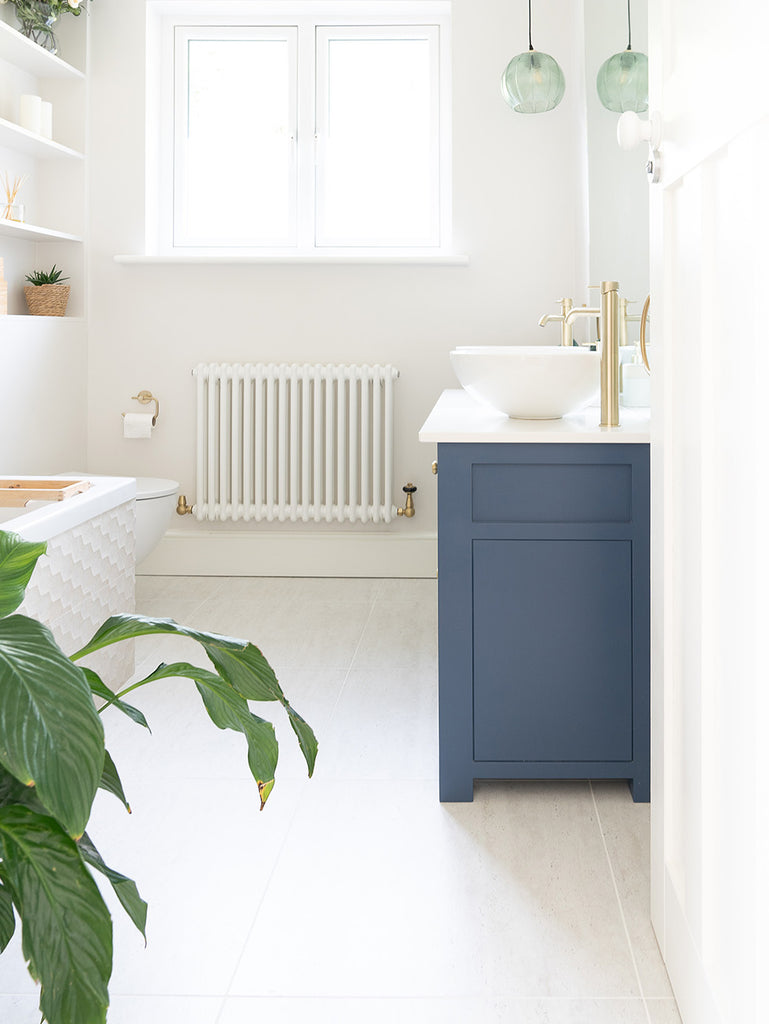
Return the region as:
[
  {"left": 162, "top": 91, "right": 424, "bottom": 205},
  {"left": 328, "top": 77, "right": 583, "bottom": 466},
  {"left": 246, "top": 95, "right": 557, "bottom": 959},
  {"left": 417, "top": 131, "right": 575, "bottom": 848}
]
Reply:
[{"left": 0, "top": 577, "right": 681, "bottom": 1024}]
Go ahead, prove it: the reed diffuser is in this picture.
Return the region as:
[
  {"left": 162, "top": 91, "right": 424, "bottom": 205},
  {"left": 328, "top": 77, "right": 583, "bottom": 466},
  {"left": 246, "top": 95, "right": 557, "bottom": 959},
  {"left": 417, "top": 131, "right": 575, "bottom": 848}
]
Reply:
[{"left": 1, "top": 172, "right": 27, "bottom": 222}]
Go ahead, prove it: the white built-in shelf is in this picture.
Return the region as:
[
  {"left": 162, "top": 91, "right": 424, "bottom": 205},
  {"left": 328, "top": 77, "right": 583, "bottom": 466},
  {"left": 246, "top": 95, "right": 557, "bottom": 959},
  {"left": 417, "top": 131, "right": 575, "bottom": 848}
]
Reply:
[
  {"left": 0, "top": 116, "right": 83, "bottom": 160},
  {"left": 0, "top": 20, "right": 84, "bottom": 79},
  {"left": 0, "top": 217, "right": 81, "bottom": 243}
]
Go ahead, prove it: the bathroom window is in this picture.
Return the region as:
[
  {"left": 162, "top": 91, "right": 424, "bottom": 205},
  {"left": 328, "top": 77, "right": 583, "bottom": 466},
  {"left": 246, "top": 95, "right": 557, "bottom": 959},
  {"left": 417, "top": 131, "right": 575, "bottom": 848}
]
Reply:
[{"left": 147, "top": 2, "right": 452, "bottom": 257}]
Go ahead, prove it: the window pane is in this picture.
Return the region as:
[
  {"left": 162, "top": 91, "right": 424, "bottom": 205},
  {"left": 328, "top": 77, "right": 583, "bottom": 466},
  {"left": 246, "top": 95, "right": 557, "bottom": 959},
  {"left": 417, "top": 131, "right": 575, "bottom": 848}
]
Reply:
[
  {"left": 318, "top": 36, "right": 435, "bottom": 247},
  {"left": 179, "top": 37, "right": 295, "bottom": 246}
]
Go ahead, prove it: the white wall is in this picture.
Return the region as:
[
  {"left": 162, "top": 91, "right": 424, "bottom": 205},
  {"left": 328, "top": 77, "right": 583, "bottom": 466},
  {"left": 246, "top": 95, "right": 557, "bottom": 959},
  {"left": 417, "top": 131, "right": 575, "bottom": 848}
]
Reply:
[
  {"left": 84, "top": 0, "right": 589, "bottom": 575},
  {"left": 584, "top": 0, "right": 649, "bottom": 305}
]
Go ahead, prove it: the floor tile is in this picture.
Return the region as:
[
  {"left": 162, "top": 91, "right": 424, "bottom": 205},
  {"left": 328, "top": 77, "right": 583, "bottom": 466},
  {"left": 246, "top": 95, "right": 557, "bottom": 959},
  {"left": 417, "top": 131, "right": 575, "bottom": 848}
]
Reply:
[
  {"left": 352, "top": 580, "right": 437, "bottom": 672},
  {"left": 318, "top": 666, "right": 437, "bottom": 780},
  {"left": 219, "top": 995, "right": 651, "bottom": 1023},
  {"left": 591, "top": 782, "right": 674, "bottom": 999},
  {"left": 229, "top": 779, "right": 640, "bottom": 1000},
  {"left": 88, "top": 776, "right": 305, "bottom": 996},
  {"left": 0, "top": 996, "right": 41, "bottom": 1024},
  {"left": 107, "top": 995, "right": 223, "bottom": 1023},
  {"left": 645, "top": 998, "right": 683, "bottom": 1023}
]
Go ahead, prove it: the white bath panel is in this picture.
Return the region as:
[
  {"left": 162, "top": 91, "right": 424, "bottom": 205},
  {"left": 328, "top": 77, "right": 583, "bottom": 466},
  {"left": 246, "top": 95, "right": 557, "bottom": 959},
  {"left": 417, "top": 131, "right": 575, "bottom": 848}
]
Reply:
[{"left": 19, "top": 500, "right": 136, "bottom": 688}]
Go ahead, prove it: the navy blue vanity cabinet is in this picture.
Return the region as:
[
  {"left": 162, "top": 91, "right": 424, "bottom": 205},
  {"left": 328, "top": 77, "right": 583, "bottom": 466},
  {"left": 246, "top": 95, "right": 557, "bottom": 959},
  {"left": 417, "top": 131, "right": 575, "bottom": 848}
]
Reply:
[{"left": 437, "top": 442, "right": 650, "bottom": 803}]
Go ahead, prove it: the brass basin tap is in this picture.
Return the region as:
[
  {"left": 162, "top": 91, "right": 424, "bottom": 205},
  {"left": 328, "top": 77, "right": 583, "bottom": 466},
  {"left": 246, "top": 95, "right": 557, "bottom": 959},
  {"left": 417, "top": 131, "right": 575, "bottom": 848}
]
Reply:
[
  {"left": 537, "top": 297, "right": 574, "bottom": 347},
  {"left": 565, "top": 281, "right": 620, "bottom": 428}
]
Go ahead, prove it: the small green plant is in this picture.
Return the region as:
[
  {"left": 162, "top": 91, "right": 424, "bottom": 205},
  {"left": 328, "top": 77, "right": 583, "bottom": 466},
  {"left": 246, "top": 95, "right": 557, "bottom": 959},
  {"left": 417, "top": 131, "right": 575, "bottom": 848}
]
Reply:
[
  {"left": 0, "top": 530, "right": 317, "bottom": 1024},
  {"left": 24, "top": 264, "right": 69, "bottom": 286}
]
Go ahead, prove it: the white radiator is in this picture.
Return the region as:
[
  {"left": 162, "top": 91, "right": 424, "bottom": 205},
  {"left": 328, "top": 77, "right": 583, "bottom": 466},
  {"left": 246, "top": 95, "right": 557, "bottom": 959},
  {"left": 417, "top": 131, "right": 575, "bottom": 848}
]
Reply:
[{"left": 193, "top": 362, "right": 400, "bottom": 524}]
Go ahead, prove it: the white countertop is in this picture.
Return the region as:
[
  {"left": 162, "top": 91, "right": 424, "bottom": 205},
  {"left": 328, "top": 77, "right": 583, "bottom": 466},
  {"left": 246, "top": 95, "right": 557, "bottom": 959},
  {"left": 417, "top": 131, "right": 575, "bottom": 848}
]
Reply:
[{"left": 419, "top": 390, "right": 651, "bottom": 444}]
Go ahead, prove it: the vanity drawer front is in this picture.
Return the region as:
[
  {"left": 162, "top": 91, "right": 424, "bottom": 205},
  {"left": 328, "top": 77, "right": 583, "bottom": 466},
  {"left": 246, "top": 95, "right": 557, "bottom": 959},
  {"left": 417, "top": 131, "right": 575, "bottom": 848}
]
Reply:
[
  {"left": 472, "top": 538, "right": 634, "bottom": 763},
  {"left": 472, "top": 461, "right": 632, "bottom": 523}
]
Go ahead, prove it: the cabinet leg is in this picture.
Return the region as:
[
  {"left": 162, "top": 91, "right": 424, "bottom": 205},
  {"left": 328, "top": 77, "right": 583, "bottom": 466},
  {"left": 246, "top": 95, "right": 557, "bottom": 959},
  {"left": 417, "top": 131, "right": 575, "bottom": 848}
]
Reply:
[
  {"left": 439, "top": 775, "right": 474, "bottom": 802},
  {"left": 628, "top": 775, "right": 650, "bottom": 803}
]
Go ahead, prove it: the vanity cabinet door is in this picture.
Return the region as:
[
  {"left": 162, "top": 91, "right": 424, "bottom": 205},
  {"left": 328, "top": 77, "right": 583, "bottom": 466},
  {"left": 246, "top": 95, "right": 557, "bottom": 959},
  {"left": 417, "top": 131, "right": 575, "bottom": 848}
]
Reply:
[{"left": 472, "top": 538, "right": 633, "bottom": 763}]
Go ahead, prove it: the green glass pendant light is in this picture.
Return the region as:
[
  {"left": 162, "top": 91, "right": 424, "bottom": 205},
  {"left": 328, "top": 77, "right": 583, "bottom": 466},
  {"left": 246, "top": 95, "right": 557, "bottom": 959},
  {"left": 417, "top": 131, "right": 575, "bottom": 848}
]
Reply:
[
  {"left": 501, "top": 0, "right": 565, "bottom": 114},
  {"left": 596, "top": 0, "right": 648, "bottom": 113}
]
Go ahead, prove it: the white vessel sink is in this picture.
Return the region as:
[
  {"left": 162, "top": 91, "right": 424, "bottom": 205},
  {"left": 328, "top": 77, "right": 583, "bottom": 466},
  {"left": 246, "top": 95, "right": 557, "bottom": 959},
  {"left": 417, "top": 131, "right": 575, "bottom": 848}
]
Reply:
[{"left": 449, "top": 345, "right": 600, "bottom": 420}]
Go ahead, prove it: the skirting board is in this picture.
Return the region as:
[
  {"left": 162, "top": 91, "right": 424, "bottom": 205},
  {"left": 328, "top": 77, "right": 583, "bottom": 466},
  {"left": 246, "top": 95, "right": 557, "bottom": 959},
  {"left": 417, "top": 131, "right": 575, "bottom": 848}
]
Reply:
[
  {"left": 658, "top": 867, "right": 722, "bottom": 1024},
  {"left": 138, "top": 528, "right": 438, "bottom": 578}
]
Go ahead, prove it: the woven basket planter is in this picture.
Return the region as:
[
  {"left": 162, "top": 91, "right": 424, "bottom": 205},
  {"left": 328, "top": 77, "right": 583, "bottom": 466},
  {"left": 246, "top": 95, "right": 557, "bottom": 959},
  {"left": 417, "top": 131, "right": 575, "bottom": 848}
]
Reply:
[{"left": 24, "top": 284, "right": 70, "bottom": 317}]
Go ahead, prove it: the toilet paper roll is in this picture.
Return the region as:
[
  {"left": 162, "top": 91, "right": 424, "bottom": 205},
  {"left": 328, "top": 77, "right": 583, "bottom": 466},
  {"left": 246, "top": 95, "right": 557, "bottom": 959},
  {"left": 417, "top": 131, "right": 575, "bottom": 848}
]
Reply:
[
  {"left": 123, "top": 413, "right": 154, "bottom": 439},
  {"left": 19, "top": 94, "right": 42, "bottom": 134}
]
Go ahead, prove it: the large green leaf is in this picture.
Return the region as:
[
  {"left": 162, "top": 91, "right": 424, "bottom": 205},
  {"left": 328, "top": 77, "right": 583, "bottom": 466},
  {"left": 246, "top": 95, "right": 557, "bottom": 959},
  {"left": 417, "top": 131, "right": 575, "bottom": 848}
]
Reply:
[
  {"left": 203, "top": 640, "right": 287, "bottom": 703},
  {"left": 83, "top": 668, "right": 150, "bottom": 730},
  {"left": 0, "top": 616, "right": 105, "bottom": 838},
  {"left": 99, "top": 750, "right": 131, "bottom": 813},
  {"left": 0, "top": 531, "right": 47, "bottom": 618},
  {"left": 78, "top": 832, "right": 147, "bottom": 943},
  {"left": 71, "top": 615, "right": 285, "bottom": 703},
  {"left": 71, "top": 614, "right": 248, "bottom": 660},
  {"left": 0, "top": 878, "right": 15, "bottom": 951},
  {"left": 286, "top": 705, "right": 318, "bottom": 778},
  {"left": 139, "top": 662, "right": 279, "bottom": 808},
  {"left": 0, "top": 805, "right": 112, "bottom": 1024}
]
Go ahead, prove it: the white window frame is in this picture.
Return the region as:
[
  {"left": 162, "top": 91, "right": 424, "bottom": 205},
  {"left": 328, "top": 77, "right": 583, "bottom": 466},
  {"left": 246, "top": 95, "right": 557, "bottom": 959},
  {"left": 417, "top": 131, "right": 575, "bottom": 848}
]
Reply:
[{"left": 146, "top": 1, "right": 453, "bottom": 260}]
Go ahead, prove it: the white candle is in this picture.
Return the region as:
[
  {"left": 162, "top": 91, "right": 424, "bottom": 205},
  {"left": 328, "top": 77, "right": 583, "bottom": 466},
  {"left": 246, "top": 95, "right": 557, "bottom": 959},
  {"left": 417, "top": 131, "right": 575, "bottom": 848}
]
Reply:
[
  {"left": 40, "top": 101, "right": 53, "bottom": 140},
  {"left": 19, "top": 94, "right": 42, "bottom": 135}
]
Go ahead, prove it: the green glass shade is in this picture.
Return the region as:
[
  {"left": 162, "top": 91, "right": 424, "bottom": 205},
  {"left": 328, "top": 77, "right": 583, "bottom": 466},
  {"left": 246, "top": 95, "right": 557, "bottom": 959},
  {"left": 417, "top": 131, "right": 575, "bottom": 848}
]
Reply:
[
  {"left": 596, "top": 50, "right": 648, "bottom": 113},
  {"left": 501, "top": 50, "right": 565, "bottom": 114}
]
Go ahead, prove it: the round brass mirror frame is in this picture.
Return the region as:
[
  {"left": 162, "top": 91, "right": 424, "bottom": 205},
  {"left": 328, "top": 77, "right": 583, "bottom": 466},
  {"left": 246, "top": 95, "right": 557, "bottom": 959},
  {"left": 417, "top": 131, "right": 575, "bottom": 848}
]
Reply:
[{"left": 639, "top": 294, "right": 651, "bottom": 374}]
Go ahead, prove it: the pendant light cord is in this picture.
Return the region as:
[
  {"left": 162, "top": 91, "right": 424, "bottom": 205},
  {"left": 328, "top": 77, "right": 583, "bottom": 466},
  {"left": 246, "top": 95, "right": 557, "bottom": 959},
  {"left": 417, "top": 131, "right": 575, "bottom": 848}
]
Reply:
[
  {"left": 626, "top": 0, "right": 632, "bottom": 50},
  {"left": 528, "top": 0, "right": 533, "bottom": 51}
]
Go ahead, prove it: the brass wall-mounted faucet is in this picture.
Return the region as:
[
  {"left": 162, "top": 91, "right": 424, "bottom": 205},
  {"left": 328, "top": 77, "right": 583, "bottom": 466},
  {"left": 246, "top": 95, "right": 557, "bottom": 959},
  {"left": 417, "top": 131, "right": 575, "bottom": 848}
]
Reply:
[
  {"left": 537, "top": 297, "right": 574, "bottom": 347},
  {"left": 565, "top": 281, "right": 620, "bottom": 428}
]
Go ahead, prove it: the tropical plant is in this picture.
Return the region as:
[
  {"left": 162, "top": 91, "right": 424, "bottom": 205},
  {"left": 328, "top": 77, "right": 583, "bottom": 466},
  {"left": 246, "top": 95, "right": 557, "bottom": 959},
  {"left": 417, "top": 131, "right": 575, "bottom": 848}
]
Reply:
[
  {"left": 0, "top": 529, "right": 317, "bottom": 1024},
  {"left": 24, "top": 264, "right": 69, "bottom": 286}
]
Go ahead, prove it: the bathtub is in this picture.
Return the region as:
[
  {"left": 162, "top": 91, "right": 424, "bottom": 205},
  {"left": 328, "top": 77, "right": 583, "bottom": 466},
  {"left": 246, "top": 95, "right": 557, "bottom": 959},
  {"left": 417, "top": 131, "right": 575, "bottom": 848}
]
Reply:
[{"left": 0, "top": 475, "right": 137, "bottom": 687}]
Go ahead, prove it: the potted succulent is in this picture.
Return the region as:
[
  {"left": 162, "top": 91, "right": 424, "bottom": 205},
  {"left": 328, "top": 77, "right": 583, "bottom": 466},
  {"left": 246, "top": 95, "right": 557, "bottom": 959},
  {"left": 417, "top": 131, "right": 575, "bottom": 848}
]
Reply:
[
  {"left": 0, "top": 530, "right": 317, "bottom": 1024},
  {"left": 24, "top": 263, "right": 70, "bottom": 316}
]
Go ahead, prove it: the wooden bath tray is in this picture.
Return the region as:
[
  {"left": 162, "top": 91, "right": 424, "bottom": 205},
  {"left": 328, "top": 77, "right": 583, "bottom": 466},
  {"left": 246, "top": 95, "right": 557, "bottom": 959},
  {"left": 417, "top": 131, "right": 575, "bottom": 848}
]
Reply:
[{"left": 0, "top": 479, "right": 91, "bottom": 507}]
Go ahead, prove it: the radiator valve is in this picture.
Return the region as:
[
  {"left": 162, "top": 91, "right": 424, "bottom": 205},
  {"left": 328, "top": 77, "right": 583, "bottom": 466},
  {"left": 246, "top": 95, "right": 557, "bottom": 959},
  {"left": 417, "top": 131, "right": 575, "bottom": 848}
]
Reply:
[
  {"left": 176, "top": 494, "right": 194, "bottom": 516},
  {"left": 397, "top": 483, "right": 417, "bottom": 518}
]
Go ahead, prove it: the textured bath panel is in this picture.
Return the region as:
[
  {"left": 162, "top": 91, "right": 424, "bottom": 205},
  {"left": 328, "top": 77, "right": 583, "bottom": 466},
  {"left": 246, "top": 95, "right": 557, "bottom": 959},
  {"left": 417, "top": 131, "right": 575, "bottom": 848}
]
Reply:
[{"left": 19, "top": 499, "right": 136, "bottom": 689}]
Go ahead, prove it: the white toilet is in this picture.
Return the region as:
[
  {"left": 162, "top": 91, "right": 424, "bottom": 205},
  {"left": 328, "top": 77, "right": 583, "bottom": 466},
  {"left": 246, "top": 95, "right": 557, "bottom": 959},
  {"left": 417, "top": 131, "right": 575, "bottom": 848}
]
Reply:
[{"left": 134, "top": 477, "right": 179, "bottom": 564}]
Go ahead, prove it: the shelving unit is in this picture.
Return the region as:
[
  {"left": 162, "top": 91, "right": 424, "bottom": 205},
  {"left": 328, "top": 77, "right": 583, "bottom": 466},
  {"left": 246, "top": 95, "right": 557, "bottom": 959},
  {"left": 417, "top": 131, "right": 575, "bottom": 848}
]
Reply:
[
  {"left": 0, "top": 218, "right": 81, "bottom": 244},
  {"left": 0, "top": 115, "right": 84, "bottom": 161},
  {"left": 0, "top": 20, "right": 85, "bottom": 80},
  {"left": 0, "top": 15, "right": 86, "bottom": 315}
]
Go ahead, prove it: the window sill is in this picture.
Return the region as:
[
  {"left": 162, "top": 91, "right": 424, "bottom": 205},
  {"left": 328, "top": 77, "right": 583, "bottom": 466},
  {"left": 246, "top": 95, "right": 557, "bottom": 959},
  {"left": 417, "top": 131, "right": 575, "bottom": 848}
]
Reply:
[{"left": 113, "top": 253, "right": 470, "bottom": 267}]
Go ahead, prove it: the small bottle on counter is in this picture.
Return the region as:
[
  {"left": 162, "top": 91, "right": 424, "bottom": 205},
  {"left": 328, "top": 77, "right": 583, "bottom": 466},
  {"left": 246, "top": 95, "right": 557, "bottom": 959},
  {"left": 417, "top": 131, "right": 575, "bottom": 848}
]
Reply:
[{"left": 622, "top": 344, "right": 650, "bottom": 407}]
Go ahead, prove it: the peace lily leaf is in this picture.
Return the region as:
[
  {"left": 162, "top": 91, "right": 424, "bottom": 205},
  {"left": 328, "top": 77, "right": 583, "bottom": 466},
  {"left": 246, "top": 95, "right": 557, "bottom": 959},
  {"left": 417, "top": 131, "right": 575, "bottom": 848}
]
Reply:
[
  {"left": 99, "top": 751, "right": 131, "bottom": 813},
  {"left": 71, "top": 614, "right": 285, "bottom": 703},
  {"left": 0, "top": 880, "right": 15, "bottom": 952},
  {"left": 202, "top": 641, "right": 287, "bottom": 703},
  {"left": 139, "top": 662, "right": 279, "bottom": 808},
  {"left": 83, "top": 668, "right": 150, "bottom": 730},
  {"left": 71, "top": 614, "right": 249, "bottom": 661},
  {"left": 0, "top": 616, "right": 104, "bottom": 838},
  {"left": 0, "top": 805, "right": 112, "bottom": 1024},
  {"left": 78, "top": 833, "right": 147, "bottom": 942},
  {"left": 0, "top": 531, "right": 47, "bottom": 619},
  {"left": 286, "top": 705, "right": 318, "bottom": 778}
]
